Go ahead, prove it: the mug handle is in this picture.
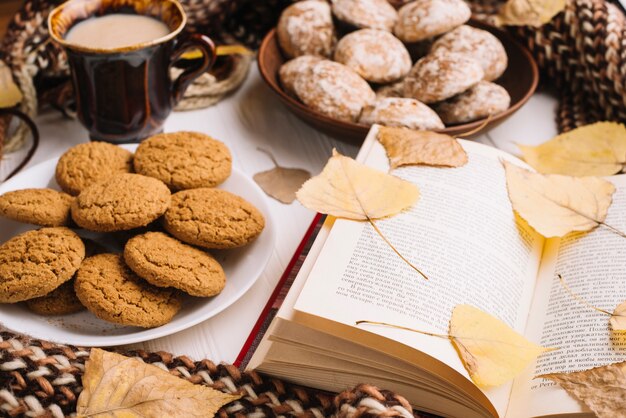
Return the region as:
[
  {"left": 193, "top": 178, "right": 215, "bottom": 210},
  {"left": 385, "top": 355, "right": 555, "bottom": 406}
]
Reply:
[{"left": 171, "top": 33, "right": 216, "bottom": 104}]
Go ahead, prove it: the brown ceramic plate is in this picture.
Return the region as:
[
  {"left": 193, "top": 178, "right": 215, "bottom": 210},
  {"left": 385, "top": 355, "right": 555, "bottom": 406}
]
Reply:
[{"left": 258, "top": 20, "right": 539, "bottom": 143}]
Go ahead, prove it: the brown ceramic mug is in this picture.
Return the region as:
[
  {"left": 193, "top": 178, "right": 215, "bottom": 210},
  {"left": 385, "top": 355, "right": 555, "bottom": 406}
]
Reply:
[{"left": 49, "top": 0, "right": 215, "bottom": 143}]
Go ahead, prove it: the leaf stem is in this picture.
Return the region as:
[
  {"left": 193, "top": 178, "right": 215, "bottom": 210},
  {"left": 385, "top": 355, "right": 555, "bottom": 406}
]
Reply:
[
  {"left": 356, "top": 320, "right": 449, "bottom": 339},
  {"left": 367, "top": 217, "right": 429, "bottom": 280},
  {"left": 557, "top": 274, "right": 613, "bottom": 316},
  {"left": 256, "top": 147, "right": 281, "bottom": 168},
  {"left": 456, "top": 115, "right": 492, "bottom": 138},
  {"left": 599, "top": 221, "right": 626, "bottom": 239}
]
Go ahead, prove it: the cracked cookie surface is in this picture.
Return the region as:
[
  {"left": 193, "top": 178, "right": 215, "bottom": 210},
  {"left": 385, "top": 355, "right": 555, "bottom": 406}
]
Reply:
[
  {"left": 134, "top": 132, "right": 232, "bottom": 191},
  {"left": 55, "top": 142, "right": 133, "bottom": 196},
  {"left": 71, "top": 173, "right": 171, "bottom": 232},
  {"left": 74, "top": 253, "right": 181, "bottom": 328},
  {"left": 0, "top": 227, "right": 85, "bottom": 303},
  {"left": 164, "top": 188, "right": 265, "bottom": 249},
  {"left": 26, "top": 280, "right": 84, "bottom": 315},
  {"left": 0, "top": 188, "right": 74, "bottom": 227},
  {"left": 124, "top": 231, "right": 226, "bottom": 297}
]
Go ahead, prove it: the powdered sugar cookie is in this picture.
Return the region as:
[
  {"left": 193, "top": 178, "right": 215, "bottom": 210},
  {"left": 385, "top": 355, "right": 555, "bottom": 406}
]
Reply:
[
  {"left": 404, "top": 52, "right": 484, "bottom": 103},
  {"left": 277, "top": 1, "right": 335, "bottom": 58},
  {"left": 431, "top": 25, "right": 508, "bottom": 81},
  {"left": 332, "top": 0, "right": 398, "bottom": 31},
  {"left": 334, "top": 29, "right": 411, "bottom": 84},
  {"left": 394, "top": 0, "right": 471, "bottom": 42},
  {"left": 434, "top": 81, "right": 511, "bottom": 124},
  {"left": 294, "top": 60, "right": 375, "bottom": 122},
  {"left": 359, "top": 97, "right": 444, "bottom": 129},
  {"left": 279, "top": 55, "right": 323, "bottom": 96}
]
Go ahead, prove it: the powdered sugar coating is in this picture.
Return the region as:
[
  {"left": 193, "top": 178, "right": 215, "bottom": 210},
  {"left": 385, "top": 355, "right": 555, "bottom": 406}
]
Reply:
[
  {"left": 277, "top": 1, "right": 335, "bottom": 58},
  {"left": 404, "top": 52, "right": 484, "bottom": 103},
  {"left": 431, "top": 25, "right": 508, "bottom": 81},
  {"left": 334, "top": 29, "right": 411, "bottom": 83},
  {"left": 279, "top": 55, "right": 323, "bottom": 96},
  {"left": 435, "top": 81, "right": 511, "bottom": 124},
  {"left": 394, "top": 0, "right": 471, "bottom": 42},
  {"left": 332, "top": 0, "right": 398, "bottom": 31},
  {"left": 359, "top": 97, "right": 445, "bottom": 129},
  {"left": 294, "top": 60, "right": 376, "bottom": 122}
]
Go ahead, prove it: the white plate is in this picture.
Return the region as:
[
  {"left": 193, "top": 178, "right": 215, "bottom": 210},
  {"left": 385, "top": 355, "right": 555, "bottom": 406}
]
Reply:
[{"left": 0, "top": 144, "right": 275, "bottom": 347}]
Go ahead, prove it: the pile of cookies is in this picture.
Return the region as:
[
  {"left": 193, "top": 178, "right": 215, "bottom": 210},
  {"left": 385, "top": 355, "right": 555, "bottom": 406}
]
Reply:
[
  {"left": 0, "top": 132, "right": 265, "bottom": 329},
  {"left": 277, "top": 0, "right": 511, "bottom": 129}
]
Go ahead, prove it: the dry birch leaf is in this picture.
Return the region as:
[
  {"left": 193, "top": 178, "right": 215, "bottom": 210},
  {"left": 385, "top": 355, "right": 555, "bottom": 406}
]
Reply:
[
  {"left": 497, "top": 0, "right": 565, "bottom": 26},
  {"left": 297, "top": 149, "right": 427, "bottom": 278},
  {"left": 377, "top": 126, "right": 468, "bottom": 169},
  {"left": 0, "top": 62, "right": 22, "bottom": 108},
  {"left": 77, "top": 348, "right": 240, "bottom": 418},
  {"left": 519, "top": 122, "right": 626, "bottom": 176},
  {"left": 296, "top": 149, "right": 419, "bottom": 220},
  {"left": 539, "top": 361, "right": 626, "bottom": 418},
  {"left": 253, "top": 148, "right": 311, "bottom": 204},
  {"left": 449, "top": 304, "right": 554, "bottom": 388},
  {"left": 610, "top": 301, "right": 626, "bottom": 332},
  {"left": 358, "top": 304, "right": 553, "bottom": 388},
  {"left": 503, "top": 160, "right": 616, "bottom": 237}
]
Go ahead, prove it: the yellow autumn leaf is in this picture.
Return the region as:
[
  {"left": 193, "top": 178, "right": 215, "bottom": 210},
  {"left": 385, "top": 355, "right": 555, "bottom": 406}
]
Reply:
[
  {"left": 77, "top": 348, "right": 240, "bottom": 418},
  {"left": 497, "top": 0, "right": 565, "bottom": 26},
  {"left": 610, "top": 301, "right": 626, "bottom": 332},
  {"left": 450, "top": 304, "right": 554, "bottom": 388},
  {"left": 503, "top": 160, "right": 616, "bottom": 237},
  {"left": 0, "top": 61, "right": 22, "bottom": 108},
  {"left": 519, "top": 122, "right": 626, "bottom": 176},
  {"left": 377, "top": 126, "right": 468, "bottom": 169},
  {"left": 296, "top": 149, "right": 419, "bottom": 220},
  {"left": 539, "top": 361, "right": 626, "bottom": 418}
]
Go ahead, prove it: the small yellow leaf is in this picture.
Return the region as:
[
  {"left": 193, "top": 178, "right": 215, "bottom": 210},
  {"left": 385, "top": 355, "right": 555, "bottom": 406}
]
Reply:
[
  {"left": 610, "top": 301, "right": 626, "bottom": 332},
  {"left": 497, "top": 0, "right": 565, "bottom": 26},
  {"left": 377, "top": 126, "right": 468, "bottom": 169},
  {"left": 450, "top": 304, "right": 554, "bottom": 388},
  {"left": 539, "top": 361, "right": 626, "bottom": 418},
  {"left": 0, "top": 62, "right": 22, "bottom": 108},
  {"left": 254, "top": 166, "right": 311, "bottom": 204},
  {"left": 296, "top": 149, "right": 419, "bottom": 220},
  {"left": 503, "top": 160, "right": 616, "bottom": 237},
  {"left": 77, "top": 348, "right": 240, "bottom": 418},
  {"left": 519, "top": 122, "right": 626, "bottom": 176}
]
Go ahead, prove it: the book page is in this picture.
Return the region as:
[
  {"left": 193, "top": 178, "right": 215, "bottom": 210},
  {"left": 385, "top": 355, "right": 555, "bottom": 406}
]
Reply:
[
  {"left": 294, "top": 127, "right": 545, "bottom": 417},
  {"left": 507, "top": 175, "right": 626, "bottom": 418}
]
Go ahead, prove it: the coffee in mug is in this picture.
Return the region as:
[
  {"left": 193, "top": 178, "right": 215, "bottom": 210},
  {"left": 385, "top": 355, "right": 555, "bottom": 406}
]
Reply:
[{"left": 48, "top": 0, "right": 216, "bottom": 143}]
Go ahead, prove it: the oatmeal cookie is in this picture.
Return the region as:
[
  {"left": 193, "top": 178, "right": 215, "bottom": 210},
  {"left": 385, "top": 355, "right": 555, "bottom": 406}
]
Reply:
[
  {"left": 71, "top": 173, "right": 171, "bottom": 232},
  {"left": 294, "top": 60, "right": 375, "bottom": 122},
  {"left": 124, "top": 231, "right": 226, "bottom": 297},
  {"left": 359, "top": 98, "right": 445, "bottom": 129},
  {"left": 277, "top": 0, "right": 335, "bottom": 58},
  {"left": 394, "top": 0, "right": 471, "bottom": 42},
  {"left": 404, "top": 52, "right": 484, "bottom": 103},
  {"left": 164, "top": 188, "right": 265, "bottom": 250},
  {"left": 74, "top": 253, "right": 181, "bottom": 328},
  {"left": 334, "top": 29, "right": 411, "bottom": 84},
  {"left": 55, "top": 142, "right": 133, "bottom": 196},
  {"left": 0, "top": 227, "right": 85, "bottom": 303},
  {"left": 434, "top": 81, "right": 511, "bottom": 124},
  {"left": 26, "top": 280, "right": 84, "bottom": 315},
  {"left": 0, "top": 188, "right": 73, "bottom": 227},
  {"left": 431, "top": 25, "right": 508, "bottom": 81},
  {"left": 134, "top": 132, "right": 232, "bottom": 191},
  {"left": 332, "top": 0, "right": 398, "bottom": 31}
]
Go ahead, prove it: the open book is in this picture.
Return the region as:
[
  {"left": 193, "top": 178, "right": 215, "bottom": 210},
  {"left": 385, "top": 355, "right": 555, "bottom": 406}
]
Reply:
[{"left": 247, "top": 126, "right": 626, "bottom": 418}]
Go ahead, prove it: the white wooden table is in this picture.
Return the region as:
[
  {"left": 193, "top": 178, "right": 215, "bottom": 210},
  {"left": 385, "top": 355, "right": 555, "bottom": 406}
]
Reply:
[{"left": 5, "top": 66, "right": 559, "bottom": 364}]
